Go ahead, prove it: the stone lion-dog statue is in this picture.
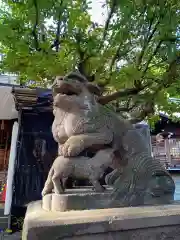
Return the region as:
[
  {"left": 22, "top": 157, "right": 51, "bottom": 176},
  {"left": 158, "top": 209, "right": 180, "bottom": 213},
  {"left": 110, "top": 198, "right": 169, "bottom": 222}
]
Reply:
[{"left": 42, "top": 72, "right": 175, "bottom": 207}]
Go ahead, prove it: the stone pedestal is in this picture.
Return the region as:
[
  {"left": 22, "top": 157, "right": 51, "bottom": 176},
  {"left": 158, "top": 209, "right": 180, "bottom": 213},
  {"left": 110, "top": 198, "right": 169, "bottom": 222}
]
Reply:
[
  {"left": 42, "top": 187, "right": 174, "bottom": 212},
  {"left": 23, "top": 200, "right": 180, "bottom": 240},
  {"left": 42, "top": 187, "right": 120, "bottom": 211}
]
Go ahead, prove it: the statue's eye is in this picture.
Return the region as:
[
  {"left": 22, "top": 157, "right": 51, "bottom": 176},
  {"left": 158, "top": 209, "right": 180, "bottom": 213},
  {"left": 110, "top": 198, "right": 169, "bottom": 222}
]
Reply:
[{"left": 56, "top": 77, "right": 63, "bottom": 81}]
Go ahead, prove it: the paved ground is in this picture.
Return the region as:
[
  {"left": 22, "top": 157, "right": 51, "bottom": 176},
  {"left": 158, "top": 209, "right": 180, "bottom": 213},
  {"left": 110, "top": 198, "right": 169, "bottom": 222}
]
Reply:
[{"left": 0, "top": 232, "right": 21, "bottom": 239}]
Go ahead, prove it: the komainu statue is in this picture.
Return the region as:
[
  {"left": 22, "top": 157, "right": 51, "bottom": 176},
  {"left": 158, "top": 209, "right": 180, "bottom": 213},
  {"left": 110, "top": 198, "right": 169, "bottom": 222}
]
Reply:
[{"left": 42, "top": 71, "right": 175, "bottom": 208}]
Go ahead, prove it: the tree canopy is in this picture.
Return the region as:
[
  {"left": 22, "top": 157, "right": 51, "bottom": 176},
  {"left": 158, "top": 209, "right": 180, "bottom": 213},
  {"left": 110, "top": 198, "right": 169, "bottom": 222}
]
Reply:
[{"left": 0, "top": 0, "right": 180, "bottom": 123}]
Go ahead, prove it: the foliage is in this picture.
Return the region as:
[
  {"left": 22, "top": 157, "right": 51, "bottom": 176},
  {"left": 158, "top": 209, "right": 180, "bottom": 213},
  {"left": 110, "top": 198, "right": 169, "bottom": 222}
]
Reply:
[{"left": 0, "top": 0, "right": 180, "bottom": 122}]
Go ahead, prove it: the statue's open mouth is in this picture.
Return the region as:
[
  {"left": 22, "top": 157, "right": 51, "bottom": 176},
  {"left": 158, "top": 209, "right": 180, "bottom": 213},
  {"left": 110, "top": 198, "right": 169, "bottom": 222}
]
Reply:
[
  {"left": 62, "top": 90, "right": 77, "bottom": 96},
  {"left": 53, "top": 83, "right": 80, "bottom": 96}
]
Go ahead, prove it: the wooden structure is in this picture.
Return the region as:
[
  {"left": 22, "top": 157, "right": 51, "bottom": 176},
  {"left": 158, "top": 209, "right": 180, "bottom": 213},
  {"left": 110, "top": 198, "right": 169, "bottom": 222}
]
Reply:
[
  {"left": 12, "top": 87, "right": 56, "bottom": 208},
  {"left": 151, "top": 113, "right": 180, "bottom": 168},
  {"left": 12, "top": 87, "right": 52, "bottom": 111},
  {"left": 152, "top": 137, "right": 180, "bottom": 167}
]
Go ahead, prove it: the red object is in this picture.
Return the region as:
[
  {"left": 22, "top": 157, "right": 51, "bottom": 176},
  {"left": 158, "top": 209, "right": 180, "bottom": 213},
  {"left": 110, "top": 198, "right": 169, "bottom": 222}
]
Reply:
[{"left": 1, "top": 184, "right": 6, "bottom": 202}]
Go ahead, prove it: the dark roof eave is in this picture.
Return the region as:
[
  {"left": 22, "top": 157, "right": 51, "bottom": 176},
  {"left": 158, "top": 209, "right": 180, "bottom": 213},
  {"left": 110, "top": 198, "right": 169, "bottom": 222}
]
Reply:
[{"left": 12, "top": 86, "right": 53, "bottom": 109}]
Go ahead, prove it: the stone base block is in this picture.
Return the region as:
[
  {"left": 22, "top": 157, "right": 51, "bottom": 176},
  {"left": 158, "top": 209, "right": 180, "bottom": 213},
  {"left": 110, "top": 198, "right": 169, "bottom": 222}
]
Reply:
[
  {"left": 22, "top": 200, "right": 180, "bottom": 240},
  {"left": 42, "top": 187, "right": 174, "bottom": 212},
  {"left": 42, "top": 187, "right": 115, "bottom": 211}
]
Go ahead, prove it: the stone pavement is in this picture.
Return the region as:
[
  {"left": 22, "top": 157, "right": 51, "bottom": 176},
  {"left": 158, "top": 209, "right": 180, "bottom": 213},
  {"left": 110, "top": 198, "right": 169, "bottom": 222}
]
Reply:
[{"left": 1, "top": 232, "right": 21, "bottom": 240}]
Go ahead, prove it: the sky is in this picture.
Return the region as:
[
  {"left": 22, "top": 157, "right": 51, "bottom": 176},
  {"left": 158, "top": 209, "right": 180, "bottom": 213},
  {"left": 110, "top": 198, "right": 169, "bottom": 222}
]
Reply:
[
  {"left": 0, "top": 0, "right": 108, "bottom": 25},
  {"left": 89, "top": 0, "right": 107, "bottom": 25},
  {"left": 44, "top": 0, "right": 108, "bottom": 29}
]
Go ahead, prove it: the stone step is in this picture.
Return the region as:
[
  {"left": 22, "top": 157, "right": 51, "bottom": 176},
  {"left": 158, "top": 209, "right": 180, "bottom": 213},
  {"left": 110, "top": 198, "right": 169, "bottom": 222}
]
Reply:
[
  {"left": 0, "top": 203, "right": 9, "bottom": 230},
  {"left": 0, "top": 216, "right": 9, "bottom": 230},
  {"left": 3, "top": 232, "right": 21, "bottom": 240}
]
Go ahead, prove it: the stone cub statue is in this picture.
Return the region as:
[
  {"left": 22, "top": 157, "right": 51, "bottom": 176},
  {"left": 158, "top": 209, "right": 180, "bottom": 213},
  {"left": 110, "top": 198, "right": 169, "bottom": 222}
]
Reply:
[{"left": 42, "top": 148, "right": 116, "bottom": 196}]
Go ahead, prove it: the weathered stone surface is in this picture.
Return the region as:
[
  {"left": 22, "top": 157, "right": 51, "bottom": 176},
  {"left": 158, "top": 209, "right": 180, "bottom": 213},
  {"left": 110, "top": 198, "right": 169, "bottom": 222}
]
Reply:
[
  {"left": 3, "top": 232, "right": 21, "bottom": 240},
  {"left": 22, "top": 200, "right": 180, "bottom": 240},
  {"left": 42, "top": 188, "right": 115, "bottom": 211},
  {"left": 42, "top": 188, "right": 174, "bottom": 212}
]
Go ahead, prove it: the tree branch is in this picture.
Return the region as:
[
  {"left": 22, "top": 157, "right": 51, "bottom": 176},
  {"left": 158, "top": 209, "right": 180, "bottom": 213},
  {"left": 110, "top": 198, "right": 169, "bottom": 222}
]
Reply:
[
  {"left": 109, "top": 46, "right": 134, "bottom": 72},
  {"left": 162, "top": 56, "right": 180, "bottom": 86},
  {"left": 55, "top": 2, "right": 63, "bottom": 52},
  {"left": 109, "top": 45, "right": 121, "bottom": 72},
  {"left": 40, "top": 23, "right": 46, "bottom": 42},
  {"left": 134, "top": 10, "right": 166, "bottom": 89},
  {"left": 129, "top": 101, "right": 155, "bottom": 124},
  {"left": 74, "top": 32, "right": 86, "bottom": 75},
  {"left": 116, "top": 103, "right": 136, "bottom": 112},
  {"left": 98, "top": 80, "right": 153, "bottom": 105},
  {"left": 116, "top": 107, "right": 130, "bottom": 112},
  {"left": 51, "top": 1, "right": 63, "bottom": 51},
  {"left": 130, "top": 56, "right": 180, "bottom": 123},
  {"left": 141, "top": 39, "right": 163, "bottom": 76},
  {"left": 101, "top": 0, "right": 117, "bottom": 44},
  {"left": 136, "top": 15, "right": 162, "bottom": 68},
  {"left": 98, "top": 88, "right": 140, "bottom": 105},
  {"left": 153, "top": 55, "right": 180, "bottom": 91},
  {"left": 74, "top": 31, "right": 94, "bottom": 80},
  {"left": 32, "top": 0, "right": 40, "bottom": 51}
]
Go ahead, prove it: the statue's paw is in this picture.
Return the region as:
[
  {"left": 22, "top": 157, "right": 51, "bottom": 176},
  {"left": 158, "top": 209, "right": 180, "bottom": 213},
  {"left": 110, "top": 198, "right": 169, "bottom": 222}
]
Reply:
[
  {"left": 62, "top": 141, "right": 83, "bottom": 157},
  {"left": 41, "top": 185, "right": 52, "bottom": 197},
  {"left": 41, "top": 188, "right": 47, "bottom": 197}
]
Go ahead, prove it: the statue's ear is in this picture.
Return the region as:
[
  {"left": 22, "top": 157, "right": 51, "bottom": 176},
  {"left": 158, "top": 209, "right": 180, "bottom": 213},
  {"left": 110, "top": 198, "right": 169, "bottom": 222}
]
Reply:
[
  {"left": 51, "top": 76, "right": 64, "bottom": 96},
  {"left": 51, "top": 76, "right": 64, "bottom": 88},
  {"left": 86, "top": 83, "right": 101, "bottom": 96}
]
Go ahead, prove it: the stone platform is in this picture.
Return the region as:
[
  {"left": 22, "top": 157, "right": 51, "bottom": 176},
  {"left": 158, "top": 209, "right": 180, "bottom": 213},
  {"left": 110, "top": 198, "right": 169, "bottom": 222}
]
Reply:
[
  {"left": 42, "top": 187, "right": 116, "bottom": 211},
  {"left": 23, "top": 188, "right": 178, "bottom": 239},
  {"left": 23, "top": 200, "right": 180, "bottom": 240},
  {"left": 42, "top": 187, "right": 174, "bottom": 212}
]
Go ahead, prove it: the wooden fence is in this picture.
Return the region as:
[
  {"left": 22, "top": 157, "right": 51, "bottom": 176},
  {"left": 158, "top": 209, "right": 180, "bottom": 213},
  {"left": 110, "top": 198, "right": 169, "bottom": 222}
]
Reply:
[{"left": 152, "top": 136, "right": 180, "bottom": 167}]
